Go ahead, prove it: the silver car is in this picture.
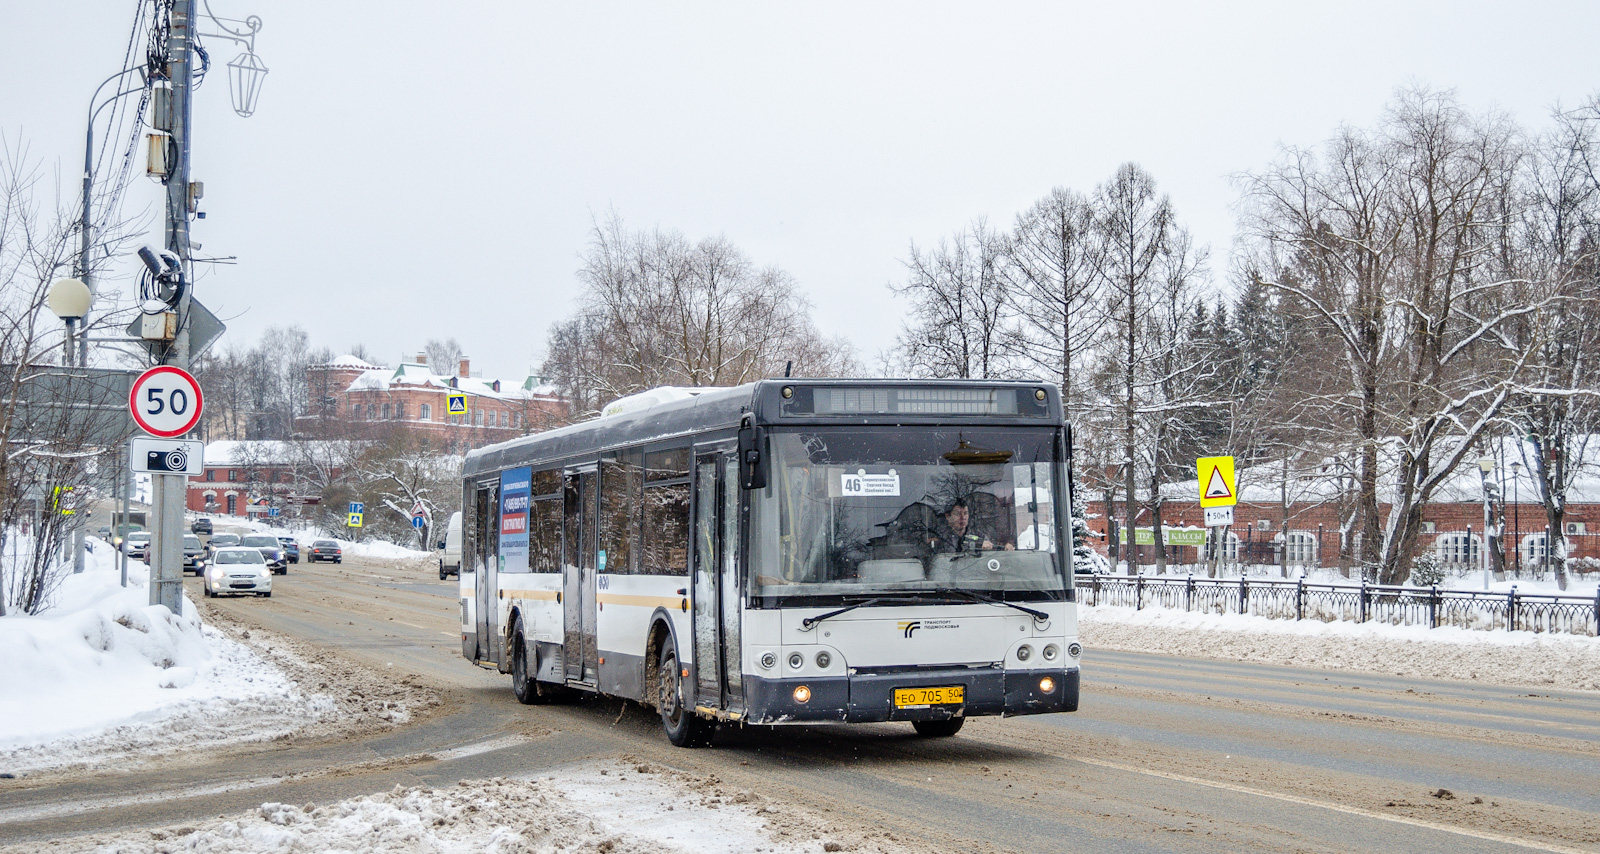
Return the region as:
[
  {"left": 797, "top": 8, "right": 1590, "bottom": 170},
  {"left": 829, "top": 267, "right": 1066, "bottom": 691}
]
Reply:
[{"left": 204, "top": 547, "right": 273, "bottom": 598}]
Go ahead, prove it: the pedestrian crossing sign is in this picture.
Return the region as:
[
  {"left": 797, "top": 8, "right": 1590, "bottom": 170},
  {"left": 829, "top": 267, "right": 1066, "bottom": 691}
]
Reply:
[
  {"left": 347, "top": 511, "right": 363, "bottom": 527},
  {"left": 446, "top": 393, "right": 467, "bottom": 415},
  {"left": 1197, "top": 456, "right": 1237, "bottom": 508}
]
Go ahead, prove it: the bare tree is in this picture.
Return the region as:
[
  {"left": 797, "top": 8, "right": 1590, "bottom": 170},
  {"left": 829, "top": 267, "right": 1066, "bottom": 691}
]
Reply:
[
  {"left": 1090, "top": 163, "right": 1205, "bottom": 573},
  {"left": 424, "top": 338, "right": 465, "bottom": 374},
  {"left": 0, "top": 139, "right": 136, "bottom": 614},
  {"left": 1502, "top": 99, "right": 1600, "bottom": 588},
  {"left": 543, "top": 213, "right": 856, "bottom": 416},
  {"left": 1241, "top": 88, "right": 1540, "bottom": 584},
  {"left": 1004, "top": 188, "right": 1104, "bottom": 410},
  {"left": 891, "top": 219, "right": 1012, "bottom": 379}
]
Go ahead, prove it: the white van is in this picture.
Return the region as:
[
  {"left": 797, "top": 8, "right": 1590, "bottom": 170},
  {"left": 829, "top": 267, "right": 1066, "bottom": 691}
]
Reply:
[{"left": 439, "top": 511, "right": 463, "bottom": 580}]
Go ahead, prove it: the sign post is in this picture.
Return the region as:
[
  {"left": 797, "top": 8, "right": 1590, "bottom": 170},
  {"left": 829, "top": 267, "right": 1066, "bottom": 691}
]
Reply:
[
  {"left": 1197, "top": 456, "right": 1238, "bottom": 578},
  {"left": 129, "top": 366, "right": 204, "bottom": 615}
]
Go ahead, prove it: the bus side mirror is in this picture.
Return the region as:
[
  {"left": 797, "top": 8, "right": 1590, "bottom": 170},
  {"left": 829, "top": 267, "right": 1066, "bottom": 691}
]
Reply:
[{"left": 738, "top": 422, "right": 767, "bottom": 490}]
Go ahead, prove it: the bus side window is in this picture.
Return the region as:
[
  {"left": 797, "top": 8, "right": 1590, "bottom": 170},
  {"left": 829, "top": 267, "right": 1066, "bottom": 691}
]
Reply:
[
  {"left": 601, "top": 456, "right": 643, "bottom": 575},
  {"left": 529, "top": 497, "right": 561, "bottom": 572},
  {"left": 642, "top": 481, "right": 690, "bottom": 575}
]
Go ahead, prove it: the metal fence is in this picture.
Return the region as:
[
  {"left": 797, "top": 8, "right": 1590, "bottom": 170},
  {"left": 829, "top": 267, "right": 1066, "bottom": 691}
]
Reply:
[
  {"left": 1111, "top": 527, "right": 1600, "bottom": 580},
  {"left": 1076, "top": 574, "right": 1600, "bottom": 637}
]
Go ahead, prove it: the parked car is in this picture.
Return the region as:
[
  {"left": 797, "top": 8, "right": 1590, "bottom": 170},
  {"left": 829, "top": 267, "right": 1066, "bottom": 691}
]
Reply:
[
  {"left": 183, "top": 534, "right": 207, "bottom": 575},
  {"left": 203, "top": 547, "right": 272, "bottom": 598},
  {"left": 308, "top": 540, "right": 342, "bottom": 564},
  {"left": 191, "top": 517, "right": 213, "bottom": 535},
  {"left": 239, "top": 534, "right": 289, "bottom": 574},
  {"left": 276, "top": 536, "right": 300, "bottom": 564},
  {"left": 438, "top": 511, "right": 462, "bottom": 580},
  {"left": 123, "top": 532, "right": 152, "bottom": 560}
]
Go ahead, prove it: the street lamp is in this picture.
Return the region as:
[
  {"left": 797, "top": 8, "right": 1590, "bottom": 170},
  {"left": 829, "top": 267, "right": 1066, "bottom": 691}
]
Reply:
[
  {"left": 47, "top": 278, "right": 92, "bottom": 367},
  {"left": 1477, "top": 456, "right": 1495, "bottom": 590},
  {"left": 199, "top": 7, "right": 268, "bottom": 117},
  {"left": 1509, "top": 460, "right": 1522, "bottom": 575}
]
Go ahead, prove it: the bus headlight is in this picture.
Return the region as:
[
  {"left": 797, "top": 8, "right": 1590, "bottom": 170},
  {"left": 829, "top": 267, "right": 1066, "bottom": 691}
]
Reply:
[
  {"left": 815, "top": 651, "right": 831, "bottom": 669},
  {"left": 793, "top": 685, "right": 811, "bottom": 704},
  {"left": 1016, "top": 644, "right": 1032, "bottom": 662},
  {"left": 1067, "top": 643, "right": 1082, "bottom": 658},
  {"left": 1042, "top": 644, "right": 1059, "bottom": 661},
  {"left": 788, "top": 652, "right": 804, "bottom": 670},
  {"left": 759, "top": 652, "right": 776, "bottom": 670},
  {"left": 1039, "top": 676, "right": 1056, "bottom": 693}
]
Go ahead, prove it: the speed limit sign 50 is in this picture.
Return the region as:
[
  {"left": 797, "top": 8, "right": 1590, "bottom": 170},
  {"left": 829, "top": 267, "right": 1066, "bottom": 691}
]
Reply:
[{"left": 128, "top": 366, "right": 204, "bottom": 438}]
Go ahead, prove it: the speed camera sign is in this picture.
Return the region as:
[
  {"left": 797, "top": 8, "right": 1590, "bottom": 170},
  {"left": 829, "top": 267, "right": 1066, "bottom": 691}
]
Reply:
[{"left": 128, "top": 366, "right": 204, "bottom": 438}]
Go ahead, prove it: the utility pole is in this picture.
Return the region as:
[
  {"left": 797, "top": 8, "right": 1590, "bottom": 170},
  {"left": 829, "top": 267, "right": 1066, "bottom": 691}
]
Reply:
[{"left": 149, "top": 0, "right": 195, "bottom": 616}]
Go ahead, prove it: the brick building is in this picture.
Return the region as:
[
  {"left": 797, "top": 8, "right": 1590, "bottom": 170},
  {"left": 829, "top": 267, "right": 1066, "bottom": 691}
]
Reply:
[
  {"left": 299, "top": 354, "right": 568, "bottom": 453},
  {"left": 1082, "top": 447, "right": 1600, "bottom": 573},
  {"left": 186, "top": 440, "right": 342, "bottom": 518}
]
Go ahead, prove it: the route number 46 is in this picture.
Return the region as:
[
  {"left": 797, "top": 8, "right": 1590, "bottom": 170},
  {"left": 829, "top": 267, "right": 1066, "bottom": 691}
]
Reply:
[{"left": 128, "top": 366, "right": 204, "bottom": 438}]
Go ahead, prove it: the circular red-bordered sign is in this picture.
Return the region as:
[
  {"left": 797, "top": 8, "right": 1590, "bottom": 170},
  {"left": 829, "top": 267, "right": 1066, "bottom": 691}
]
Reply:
[{"left": 128, "top": 366, "right": 204, "bottom": 438}]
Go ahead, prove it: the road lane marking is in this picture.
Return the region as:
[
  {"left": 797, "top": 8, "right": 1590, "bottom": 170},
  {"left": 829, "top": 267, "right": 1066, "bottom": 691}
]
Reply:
[
  {"left": 0, "top": 734, "right": 537, "bottom": 825},
  {"left": 1076, "top": 756, "right": 1589, "bottom": 854}
]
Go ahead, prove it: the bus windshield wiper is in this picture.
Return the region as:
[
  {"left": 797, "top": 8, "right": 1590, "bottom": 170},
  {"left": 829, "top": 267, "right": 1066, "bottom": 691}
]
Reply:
[
  {"left": 800, "top": 597, "right": 920, "bottom": 631},
  {"left": 929, "top": 587, "right": 1049, "bottom": 622}
]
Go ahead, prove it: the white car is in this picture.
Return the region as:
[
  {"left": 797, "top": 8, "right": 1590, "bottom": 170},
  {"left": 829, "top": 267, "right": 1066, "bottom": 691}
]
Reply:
[{"left": 204, "top": 547, "right": 273, "bottom": 598}]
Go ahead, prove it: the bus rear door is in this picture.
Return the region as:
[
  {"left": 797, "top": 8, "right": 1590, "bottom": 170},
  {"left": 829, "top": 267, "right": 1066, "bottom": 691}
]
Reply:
[
  {"left": 562, "top": 467, "right": 599, "bottom": 686},
  {"left": 472, "top": 480, "right": 500, "bottom": 665}
]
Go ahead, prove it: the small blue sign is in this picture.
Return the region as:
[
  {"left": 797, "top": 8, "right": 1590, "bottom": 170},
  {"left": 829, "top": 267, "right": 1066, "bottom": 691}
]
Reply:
[
  {"left": 349, "top": 502, "right": 364, "bottom": 514},
  {"left": 268, "top": 508, "right": 280, "bottom": 517},
  {"left": 411, "top": 515, "right": 425, "bottom": 529}
]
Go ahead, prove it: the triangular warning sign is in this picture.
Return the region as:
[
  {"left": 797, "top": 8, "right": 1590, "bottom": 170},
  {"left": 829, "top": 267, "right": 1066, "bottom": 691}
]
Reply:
[{"left": 1204, "top": 467, "right": 1233, "bottom": 500}]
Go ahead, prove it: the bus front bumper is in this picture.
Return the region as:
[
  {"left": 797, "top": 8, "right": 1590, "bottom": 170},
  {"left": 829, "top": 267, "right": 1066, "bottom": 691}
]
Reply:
[{"left": 742, "top": 665, "right": 1078, "bottom": 725}]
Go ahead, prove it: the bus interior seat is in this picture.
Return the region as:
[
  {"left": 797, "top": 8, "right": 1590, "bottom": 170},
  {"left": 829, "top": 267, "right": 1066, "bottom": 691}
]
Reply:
[{"left": 855, "top": 558, "right": 926, "bottom": 584}]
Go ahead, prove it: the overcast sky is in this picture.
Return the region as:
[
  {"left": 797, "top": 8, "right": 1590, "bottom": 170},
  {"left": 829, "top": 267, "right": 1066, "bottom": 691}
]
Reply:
[{"left": 7, "top": 2, "right": 1599, "bottom": 382}]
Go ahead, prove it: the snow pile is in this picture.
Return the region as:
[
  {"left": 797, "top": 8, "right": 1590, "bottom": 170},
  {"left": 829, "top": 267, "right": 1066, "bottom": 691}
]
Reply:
[
  {"left": 38, "top": 762, "right": 906, "bottom": 854},
  {"left": 0, "top": 542, "right": 331, "bottom": 775},
  {"left": 1081, "top": 604, "right": 1600, "bottom": 690}
]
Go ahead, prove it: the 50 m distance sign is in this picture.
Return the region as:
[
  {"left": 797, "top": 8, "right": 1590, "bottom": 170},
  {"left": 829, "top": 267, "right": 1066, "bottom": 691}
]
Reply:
[{"left": 128, "top": 366, "right": 204, "bottom": 438}]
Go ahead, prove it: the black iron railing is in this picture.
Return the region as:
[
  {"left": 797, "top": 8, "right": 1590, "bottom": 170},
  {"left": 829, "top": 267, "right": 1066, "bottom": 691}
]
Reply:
[{"left": 1076, "top": 574, "right": 1600, "bottom": 637}]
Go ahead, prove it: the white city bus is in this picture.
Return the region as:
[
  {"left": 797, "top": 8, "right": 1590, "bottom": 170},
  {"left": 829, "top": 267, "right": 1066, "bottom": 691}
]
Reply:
[{"left": 459, "top": 380, "right": 1080, "bottom": 746}]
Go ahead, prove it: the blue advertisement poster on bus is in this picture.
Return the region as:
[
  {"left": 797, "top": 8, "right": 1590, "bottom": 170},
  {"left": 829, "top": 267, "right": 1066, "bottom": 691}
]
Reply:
[{"left": 499, "top": 466, "right": 531, "bottom": 573}]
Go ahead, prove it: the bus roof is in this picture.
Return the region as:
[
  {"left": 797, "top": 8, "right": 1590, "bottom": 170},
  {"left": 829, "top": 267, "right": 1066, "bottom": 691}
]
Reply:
[{"left": 462, "top": 379, "right": 1061, "bottom": 478}]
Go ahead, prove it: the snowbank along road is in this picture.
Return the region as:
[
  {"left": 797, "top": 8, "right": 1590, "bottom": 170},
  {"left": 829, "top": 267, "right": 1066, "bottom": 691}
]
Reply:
[{"left": 3, "top": 551, "right": 1600, "bottom": 853}]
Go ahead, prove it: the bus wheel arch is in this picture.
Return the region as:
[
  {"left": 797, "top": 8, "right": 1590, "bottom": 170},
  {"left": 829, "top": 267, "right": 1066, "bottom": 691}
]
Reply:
[{"left": 643, "top": 611, "right": 677, "bottom": 712}]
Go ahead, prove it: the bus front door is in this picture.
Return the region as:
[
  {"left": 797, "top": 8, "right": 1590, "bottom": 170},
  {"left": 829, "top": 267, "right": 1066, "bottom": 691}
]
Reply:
[
  {"left": 473, "top": 481, "right": 500, "bottom": 666},
  {"left": 562, "top": 468, "right": 599, "bottom": 686},
  {"left": 691, "top": 449, "right": 743, "bottom": 712}
]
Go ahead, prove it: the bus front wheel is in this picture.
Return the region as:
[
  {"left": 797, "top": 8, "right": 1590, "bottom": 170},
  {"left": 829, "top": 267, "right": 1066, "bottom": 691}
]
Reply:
[{"left": 657, "top": 645, "right": 714, "bottom": 748}]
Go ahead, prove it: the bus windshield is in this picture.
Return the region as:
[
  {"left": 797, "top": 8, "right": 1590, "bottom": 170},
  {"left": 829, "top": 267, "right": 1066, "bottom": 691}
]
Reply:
[{"left": 749, "top": 427, "right": 1067, "bottom": 605}]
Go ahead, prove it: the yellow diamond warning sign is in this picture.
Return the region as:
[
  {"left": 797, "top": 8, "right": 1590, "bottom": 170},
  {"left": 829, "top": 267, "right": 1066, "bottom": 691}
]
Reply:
[{"left": 1197, "top": 456, "right": 1237, "bottom": 508}]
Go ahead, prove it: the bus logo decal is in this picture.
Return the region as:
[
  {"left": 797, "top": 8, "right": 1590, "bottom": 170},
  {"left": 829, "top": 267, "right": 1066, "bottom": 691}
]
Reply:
[{"left": 898, "top": 620, "right": 921, "bottom": 638}]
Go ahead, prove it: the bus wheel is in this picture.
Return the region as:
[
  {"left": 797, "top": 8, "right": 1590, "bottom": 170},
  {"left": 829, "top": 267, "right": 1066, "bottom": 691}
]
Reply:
[
  {"left": 510, "top": 623, "right": 542, "bottom": 705},
  {"left": 656, "top": 645, "right": 714, "bottom": 748},
  {"left": 912, "top": 717, "right": 964, "bottom": 738}
]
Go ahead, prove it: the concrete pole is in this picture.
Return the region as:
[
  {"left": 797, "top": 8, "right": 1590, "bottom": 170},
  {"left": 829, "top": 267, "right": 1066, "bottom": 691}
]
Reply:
[{"left": 150, "top": 0, "right": 194, "bottom": 616}]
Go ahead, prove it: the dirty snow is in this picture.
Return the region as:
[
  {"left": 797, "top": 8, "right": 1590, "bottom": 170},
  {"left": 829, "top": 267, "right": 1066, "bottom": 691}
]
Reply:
[
  {"left": 16, "top": 762, "right": 906, "bottom": 854},
  {"left": 0, "top": 541, "right": 333, "bottom": 776},
  {"left": 1081, "top": 603, "right": 1600, "bottom": 690}
]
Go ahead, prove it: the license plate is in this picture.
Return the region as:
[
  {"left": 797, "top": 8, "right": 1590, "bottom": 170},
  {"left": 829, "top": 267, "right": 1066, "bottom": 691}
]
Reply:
[{"left": 894, "top": 686, "right": 965, "bottom": 708}]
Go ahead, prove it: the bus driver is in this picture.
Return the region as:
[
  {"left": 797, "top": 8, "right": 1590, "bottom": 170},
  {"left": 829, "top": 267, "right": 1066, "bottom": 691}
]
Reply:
[{"left": 930, "top": 497, "right": 1013, "bottom": 553}]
